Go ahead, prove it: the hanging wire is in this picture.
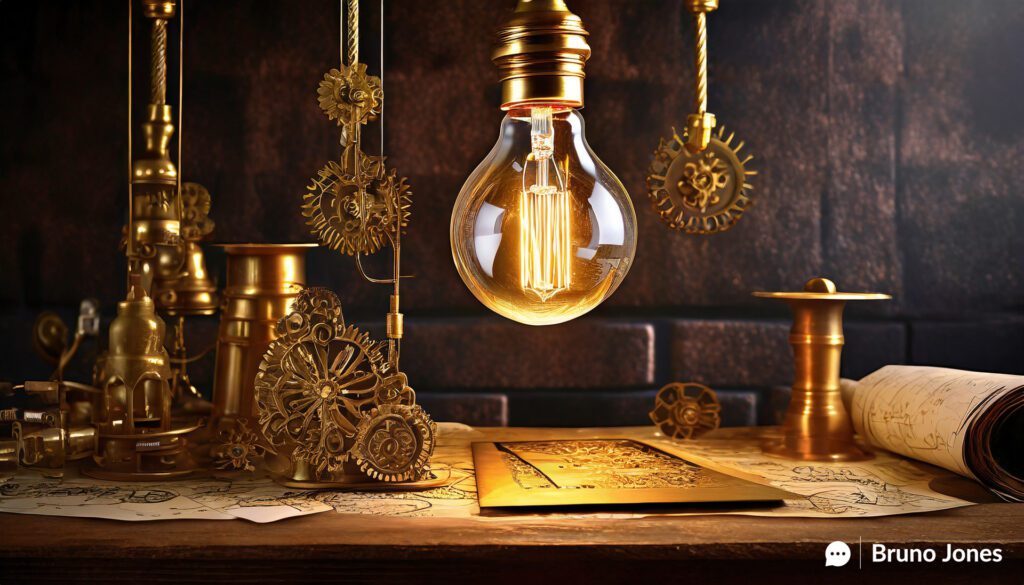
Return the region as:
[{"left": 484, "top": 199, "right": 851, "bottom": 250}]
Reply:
[
  {"left": 127, "top": 0, "right": 134, "bottom": 263},
  {"left": 176, "top": 0, "right": 185, "bottom": 229},
  {"left": 380, "top": 0, "right": 384, "bottom": 159}
]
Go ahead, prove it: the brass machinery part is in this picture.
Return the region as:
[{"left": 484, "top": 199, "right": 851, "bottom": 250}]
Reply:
[
  {"left": 647, "top": 125, "right": 755, "bottom": 235},
  {"left": 303, "top": 0, "right": 408, "bottom": 369},
  {"left": 129, "top": 0, "right": 182, "bottom": 297},
  {"left": 31, "top": 312, "right": 68, "bottom": 366},
  {"left": 153, "top": 182, "right": 219, "bottom": 317},
  {"left": 210, "top": 243, "right": 316, "bottom": 446},
  {"left": 304, "top": 2, "right": 410, "bottom": 260},
  {"left": 84, "top": 278, "right": 199, "bottom": 480},
  {"left": 649, "top": 382, "right": 721, "bottom": 440},
  {"left": 2, "top": 381, "right": 98, "bottom": 470},
  {"left": 492, "top": 0, "right": 591, "bottom": 110},
  {"left": 645, "top": 0, "right": 756, "bottom": 235},
  {"left": 754, "top": 277, "right": 891, "bottom": 462},
  {"left": 211, "top": 417, "right": 266, "bottom": 473},
  {"left": 302, "top": 155, "right": 410, "bottom": 257},
  {"left": 255, "top": 288, "right": 434, "bottom": 487}
]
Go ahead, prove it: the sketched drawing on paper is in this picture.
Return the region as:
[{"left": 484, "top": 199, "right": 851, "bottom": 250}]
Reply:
[{"left": 660, "top": 439, "right": 970, "bottom": 517}]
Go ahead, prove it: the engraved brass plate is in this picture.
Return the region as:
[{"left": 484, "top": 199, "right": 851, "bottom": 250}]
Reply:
[{"left": 472, "top": 438, "right": 794, "bottom": 508}]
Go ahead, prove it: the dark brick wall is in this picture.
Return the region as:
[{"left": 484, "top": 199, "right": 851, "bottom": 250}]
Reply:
[{"left": 1, "top": 0, "right": 1021, "bottom": 427}]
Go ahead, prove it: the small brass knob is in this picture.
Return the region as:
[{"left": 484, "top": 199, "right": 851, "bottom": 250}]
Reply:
[{"left": 804, "top": 277, "right": 837, "bottom": 294}]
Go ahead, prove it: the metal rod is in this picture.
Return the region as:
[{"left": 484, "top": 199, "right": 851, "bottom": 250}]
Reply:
[
  {"left": 127, "top": 0, "right": 134, "bottom": 266},
  {"left": 176, "top": 0, "right": 185, "bottom": 229}
]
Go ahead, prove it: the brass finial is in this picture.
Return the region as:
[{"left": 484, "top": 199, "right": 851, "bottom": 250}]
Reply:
[{"left": 492, "top": 0, "right": 591, "bottom": 110}]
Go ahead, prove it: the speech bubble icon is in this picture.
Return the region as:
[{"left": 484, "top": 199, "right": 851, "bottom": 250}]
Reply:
[{"left": 825, "top": 541, "right": 852, "bottom": 567}]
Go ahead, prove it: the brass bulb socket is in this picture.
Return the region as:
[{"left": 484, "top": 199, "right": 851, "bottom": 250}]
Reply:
[{"left": 492, "top": 0, "right": 591, "bottom": 110}]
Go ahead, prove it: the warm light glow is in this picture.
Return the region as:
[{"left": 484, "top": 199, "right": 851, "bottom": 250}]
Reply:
[
  {"left": 518, "top": 107, "right": 572, "bottom": 302},
  {"left": 519, "top": 184, "right": 572, "bottom": 301},
  {"left": 450, "top": 107, "right": 637, "bottom": 326}
]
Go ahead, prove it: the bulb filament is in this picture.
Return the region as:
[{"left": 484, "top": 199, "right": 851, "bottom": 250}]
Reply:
[{"left": 519, "top": 107, "right": 571, "bottom": 302}]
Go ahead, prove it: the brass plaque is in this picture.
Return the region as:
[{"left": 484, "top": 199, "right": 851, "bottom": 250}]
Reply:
[{"left": 473, "top": 438, "right": 795, "bottom": 508}]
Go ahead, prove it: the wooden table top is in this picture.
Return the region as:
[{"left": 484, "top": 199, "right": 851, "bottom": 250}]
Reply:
[{"left": 2, "top": 424, "right": 1023, "bottom": 584}]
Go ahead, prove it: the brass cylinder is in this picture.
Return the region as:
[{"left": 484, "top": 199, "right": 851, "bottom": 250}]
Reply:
[
  {"left": 211, "top": 244, "right": 316, "bottom": 427},
  {"left": 755, "top": 278, "right": 890, "bottom": 461},
  {"left": 492, "top": 0, "right": 591, "bottom": 110}
]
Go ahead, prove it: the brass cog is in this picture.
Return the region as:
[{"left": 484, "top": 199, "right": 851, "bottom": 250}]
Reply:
[
  {"left": 301, "top": 156, "right": 412, "bottom": 256},
  {"left": 211, "top": 418, "right": 265, "bottom": 472},
  {"left": 646, "top": 125, "right": 756, "bottom": 235},
  {"left": 179, "top": 182, "right": 215, "bottom": 240},
  {"left": 649, "top": 382, "right": 721, "bottom": 440},
  {"left": 352, "top": 404, "right": 435, "bottom": 482},
  {"left": 255, "top": 289, "right": 388, "bottom": 477},
  {"left": 317, "top": 64, "right": 383, "bottom": 127}
]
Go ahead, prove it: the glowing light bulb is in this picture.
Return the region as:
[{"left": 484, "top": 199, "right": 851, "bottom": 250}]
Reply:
[{"left": 450, "top": 105, "right": 637, "bottom": 325}]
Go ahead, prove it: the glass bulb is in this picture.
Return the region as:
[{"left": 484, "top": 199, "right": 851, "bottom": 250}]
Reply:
[{"left": 450, "top": 107, "right": 637, "bottom": 326}]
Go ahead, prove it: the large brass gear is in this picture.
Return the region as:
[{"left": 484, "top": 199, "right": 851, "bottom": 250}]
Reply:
[
  {"left": 301, "top": 154, "right": 412, "bottom": 256},
  {"left": 647, "top": 125, "right": 756, "bottom": 235},
  {"left": 352, "top": 403, "right": 436, "bottom": 482},
  {"left": 255, "top": 289, "right": 387, "bottom": 477},
  {"left": 317, "top": 64, "right": 383, "bottom": 127}
]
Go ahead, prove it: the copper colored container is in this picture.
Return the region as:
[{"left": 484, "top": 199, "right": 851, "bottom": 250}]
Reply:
[
  {"left": 755, "top": 277, "right": 890, "bottom": 462},
  {"left": 211, "top": 244, "right": 316, "bottom": 429}
]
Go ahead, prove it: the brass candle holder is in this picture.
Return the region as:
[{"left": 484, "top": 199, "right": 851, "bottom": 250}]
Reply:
[{"left": 754, "top": 277, "right": 890, "bottom": 461}]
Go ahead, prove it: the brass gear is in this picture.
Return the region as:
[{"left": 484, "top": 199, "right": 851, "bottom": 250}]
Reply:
[
  {"left": 352, "top": 404, "right": 435, "bottom": 482},
  {"left": 255, "top": 289, "right": 387, "bottom": 477},
  {"left": 179, "top": 182, "right": 215, "bottom": 240},
  {"left": 649, "top": 382, "right": 721, "bottom": 440},
  {"left": 301, "top": 156, "right": 411, "bottom": 256},
  {"left": 317, "top": 64, "right": 383, "bottom": 127},
  {"left": 211, "top": 418, "right": 265, "bottom": 473},
  {"left": 647, "top": 125, "right": 755, "bottom": 235}
]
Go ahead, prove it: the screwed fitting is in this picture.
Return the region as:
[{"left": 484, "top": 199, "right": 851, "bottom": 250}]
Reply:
[{"left": 492, "top": 0, "right": 591, "bottom": 110}]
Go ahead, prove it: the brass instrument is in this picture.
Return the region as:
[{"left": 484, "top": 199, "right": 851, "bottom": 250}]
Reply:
[{"left": 755, "top": 277, "right": 890, "bottom": 461}]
